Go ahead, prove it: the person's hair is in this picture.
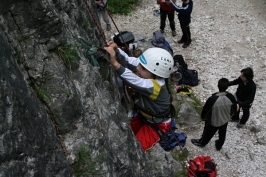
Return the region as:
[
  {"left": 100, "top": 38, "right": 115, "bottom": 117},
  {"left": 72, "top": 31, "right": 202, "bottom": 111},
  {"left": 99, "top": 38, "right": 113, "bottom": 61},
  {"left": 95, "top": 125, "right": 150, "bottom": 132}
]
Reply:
[
  {"left": 218, "top": 78, "right": 229, "bottom": 92},
  {"left": 241, "top": 67, "right": 254, "bottom": 81}
]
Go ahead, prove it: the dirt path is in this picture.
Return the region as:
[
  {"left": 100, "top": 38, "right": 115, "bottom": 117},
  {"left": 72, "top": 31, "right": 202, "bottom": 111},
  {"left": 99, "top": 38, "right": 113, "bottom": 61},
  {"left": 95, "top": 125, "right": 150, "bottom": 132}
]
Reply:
[{"left": 104, "top": 0, "right": 266, "bottom": 176}]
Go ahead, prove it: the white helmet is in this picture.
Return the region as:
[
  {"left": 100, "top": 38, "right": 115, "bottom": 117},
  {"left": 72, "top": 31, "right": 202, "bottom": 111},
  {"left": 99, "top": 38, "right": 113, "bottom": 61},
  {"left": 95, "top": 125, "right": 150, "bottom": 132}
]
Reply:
[{"left": 139, "top": 48, "right": 174, "bottom": 78}]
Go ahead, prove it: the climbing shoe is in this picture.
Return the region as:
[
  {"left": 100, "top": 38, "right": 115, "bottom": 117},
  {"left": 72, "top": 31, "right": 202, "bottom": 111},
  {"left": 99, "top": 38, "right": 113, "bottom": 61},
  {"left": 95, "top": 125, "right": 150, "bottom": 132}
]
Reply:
[
  {"left": 172, "top": 31, "right": 177, "bottom": 37},
  {"left": 107, "top": 24, "right": 111, "bottom": 31}
]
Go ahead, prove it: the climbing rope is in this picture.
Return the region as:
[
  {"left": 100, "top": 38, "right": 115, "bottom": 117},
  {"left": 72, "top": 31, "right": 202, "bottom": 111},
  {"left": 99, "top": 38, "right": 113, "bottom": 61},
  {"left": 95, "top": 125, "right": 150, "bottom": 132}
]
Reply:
[
  {"left": 98, "top": 0, "right": 131, "bottom": 54},
  {"left": 83, "top": 0, "right": 108, "bottom": 46}
]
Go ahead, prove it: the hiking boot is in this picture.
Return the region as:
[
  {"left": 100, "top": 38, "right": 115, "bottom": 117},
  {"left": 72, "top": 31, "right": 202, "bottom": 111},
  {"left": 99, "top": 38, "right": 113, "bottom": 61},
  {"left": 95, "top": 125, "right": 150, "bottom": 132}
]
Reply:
[
  {"left": 191, "top": 139, "right": 205, "bottom": 147},
  {"left": 178, "top": 40, "right": 184, "bottom": 44},
  {"left": 237, "top": 122, "right": 244, "bottom": 128},
  {"left": 172, "top": 30, "right": 177, "bottom": 37},
  {"left": 107, "top": 24, "right": 111, "bottom": 31},
  {"left": 182, "top": 43, "right": 190, "bottom": 48},
  {"left": 160, "top": 29, "right": 164, "bottom": 34}
]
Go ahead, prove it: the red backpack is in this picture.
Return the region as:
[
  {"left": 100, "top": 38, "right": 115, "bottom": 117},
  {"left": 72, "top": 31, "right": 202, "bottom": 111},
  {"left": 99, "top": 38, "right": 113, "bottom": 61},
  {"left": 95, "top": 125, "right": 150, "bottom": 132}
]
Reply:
[{"left": 186, "top": 156, "right": 217, "bottom": 177}]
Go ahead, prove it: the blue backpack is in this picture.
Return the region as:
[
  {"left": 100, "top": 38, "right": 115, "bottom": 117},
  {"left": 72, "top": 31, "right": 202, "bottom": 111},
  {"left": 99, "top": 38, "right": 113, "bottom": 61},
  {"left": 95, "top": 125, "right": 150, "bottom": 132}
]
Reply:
[{"left": 159, "top": 119, "right": 187, "bottom": 151}]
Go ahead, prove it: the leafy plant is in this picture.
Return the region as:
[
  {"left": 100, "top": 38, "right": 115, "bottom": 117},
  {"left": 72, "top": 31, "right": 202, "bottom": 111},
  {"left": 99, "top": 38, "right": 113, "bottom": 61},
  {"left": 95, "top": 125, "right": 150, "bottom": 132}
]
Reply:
[
  {"left": 72, "top": 146, "right": 106, "bottom": 177},
  {"left": 108, "top": 0, "right": 139, "bottom": 15}
]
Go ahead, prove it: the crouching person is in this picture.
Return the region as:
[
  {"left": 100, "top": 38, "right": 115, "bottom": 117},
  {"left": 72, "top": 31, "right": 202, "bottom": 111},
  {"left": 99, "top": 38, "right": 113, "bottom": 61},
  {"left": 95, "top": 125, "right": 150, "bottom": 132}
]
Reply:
[
  {"left": 105, "top": 42, "right": 175, "bottom": 152},
  {"left": 191, "top": 78, "right": 238, "bottom": 151}
]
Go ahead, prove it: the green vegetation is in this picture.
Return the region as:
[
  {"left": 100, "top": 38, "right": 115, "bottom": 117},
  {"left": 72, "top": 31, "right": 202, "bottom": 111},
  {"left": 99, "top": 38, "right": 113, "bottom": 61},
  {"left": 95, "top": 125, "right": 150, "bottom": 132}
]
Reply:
[
  {"left": 187, "top": 94, "right": 203, "bottom": 115},
  {"left": 72, "top": 146, "right": 106, "bottom": 177},
  {"left": 29, "top": 65, "right": 54, "bottom": 101},
  {"left": 56, "top": 44, "right": 78, "bottom": 69},
  {"left": 29, "top": 65, "right": 81, "bottom": 114},
  {"left": 14, "top": 47, "right": 24, "bottom": 64},
  {"left": 108, "top": 0, "right": 139, "bottom": 15},
  {"left": 83, "top": 20, "right": 90, "bottom": 29},
  {"left": 18, "top": 35, "right": 30, "bottom": 42},
  {"left": 171, "top": 149, "right": 189, "bottom": 177}
]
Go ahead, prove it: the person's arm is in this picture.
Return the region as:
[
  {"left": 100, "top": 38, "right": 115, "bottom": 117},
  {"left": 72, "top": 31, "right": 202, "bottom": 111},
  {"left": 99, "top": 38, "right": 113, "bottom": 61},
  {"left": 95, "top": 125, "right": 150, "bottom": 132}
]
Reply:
[
  {"left": 228, "top": 77, "right": 241, "bottom": 86},
  {"left": 170, "top": 0, "right": 191, "bottom": 13},
  {"left": 201, "top": 96, "right": 215, "bottom": 120},
  {"left": 107, "top": 41, "right": 138, "bottom": 71}
]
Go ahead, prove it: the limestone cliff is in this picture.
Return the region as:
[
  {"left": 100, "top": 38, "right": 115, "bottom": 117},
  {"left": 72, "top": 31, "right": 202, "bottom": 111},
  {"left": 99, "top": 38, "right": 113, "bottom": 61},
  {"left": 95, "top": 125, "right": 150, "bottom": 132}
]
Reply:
[{"left": 0, "top": 0, "right": 179, "bottom": 176}]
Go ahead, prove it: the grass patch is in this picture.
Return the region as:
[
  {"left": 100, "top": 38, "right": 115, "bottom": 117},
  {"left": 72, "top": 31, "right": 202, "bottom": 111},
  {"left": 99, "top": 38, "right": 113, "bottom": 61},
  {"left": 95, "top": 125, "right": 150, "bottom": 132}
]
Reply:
[
  {"left": 14, "top": 47, "right": 24, "bottom": 64},
  {"left": 187, "top": 94, "right": 203, "bottom": 115},
  {"left": 171, "top": 149, "right": 189, "bottom": 177},
  {"left": 108, "top": 0, "right": 139, "bottom": 15},
  {"left": 72, "top": 146, "right": 106, "bottom": 177},
  {"left": 83, "top": 20, "right": 90, "bottom": 29},
  {"left": 56, "top": 44, "right": 78, "bottom": 69}
]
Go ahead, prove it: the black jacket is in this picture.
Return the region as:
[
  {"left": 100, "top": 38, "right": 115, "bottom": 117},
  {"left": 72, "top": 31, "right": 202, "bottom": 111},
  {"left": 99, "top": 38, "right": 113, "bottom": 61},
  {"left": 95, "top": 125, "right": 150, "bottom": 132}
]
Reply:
[{"left": 228, "top": 77, "right": 256, "bottom": 108}]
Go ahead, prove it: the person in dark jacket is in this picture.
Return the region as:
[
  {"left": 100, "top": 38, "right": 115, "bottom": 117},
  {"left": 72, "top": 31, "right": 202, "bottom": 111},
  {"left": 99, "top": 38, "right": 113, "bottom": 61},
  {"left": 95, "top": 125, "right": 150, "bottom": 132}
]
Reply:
[
  {"left": 191, "top": 78, "right": 238, "bottom": 150},
  {"left": 157, "top": 0, "right": 177, "bottom": 37},
  {"left": 228, "top": 67, "right": 256, "bottom": 128},
  {"left": 169, "top": 0, "right": 193, "bottom": 48}
]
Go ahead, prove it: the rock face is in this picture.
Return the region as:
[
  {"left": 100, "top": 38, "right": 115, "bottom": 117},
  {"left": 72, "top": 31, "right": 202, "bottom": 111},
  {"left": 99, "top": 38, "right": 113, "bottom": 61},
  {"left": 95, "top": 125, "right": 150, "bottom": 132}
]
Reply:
[{"left": 0, "top": 0, "right": 182, "bottom": 176}]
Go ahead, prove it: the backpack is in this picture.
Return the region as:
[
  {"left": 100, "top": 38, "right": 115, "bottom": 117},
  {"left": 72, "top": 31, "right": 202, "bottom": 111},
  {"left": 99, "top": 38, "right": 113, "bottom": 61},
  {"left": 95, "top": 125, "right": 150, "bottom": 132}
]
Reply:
[
  {"left": 186, "top": 156, "right": 217, "bottom": 177},
  {"left": 163, "top": 40, "right": 173, "bottom": 56},
  {"left": 172, "top": 55, "right": 199, "bottom": 87},
  {"left": 113, "top": 31, "right": 135, "bottom": 47},
  {"left": 182, "top": 69, "right": 199, "bottom": 87},
  {"left": 141, "top": 117, "right": 187, "bottom": 151},
  {"left": 151, "top": 30, "right": 173, "bottom": 56},
  {"left": 159, "top": 119, "right": 187, "bottom": 151}
]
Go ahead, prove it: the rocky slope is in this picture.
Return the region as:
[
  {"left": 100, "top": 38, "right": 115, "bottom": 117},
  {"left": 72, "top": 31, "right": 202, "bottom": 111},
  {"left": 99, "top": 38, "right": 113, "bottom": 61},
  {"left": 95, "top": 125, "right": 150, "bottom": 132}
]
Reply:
[{"left": 105, "top": 0, "right": 266, "bottom": 176}]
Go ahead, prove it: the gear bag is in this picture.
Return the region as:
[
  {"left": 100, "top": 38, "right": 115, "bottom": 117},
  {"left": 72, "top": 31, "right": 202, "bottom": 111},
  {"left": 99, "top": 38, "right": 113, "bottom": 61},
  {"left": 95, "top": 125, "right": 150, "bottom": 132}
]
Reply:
[
  {"left": 186, "top": 156, "right": 217, "bottom": 177},
  {"left": 172, "top": 55, "right": 199, "bottom": 87},
  {"left": 183, "top": 69, "right": 199, "bottom": 86},
  {"left": 113, "top": 31, "right": 135, "bottom": 47}
]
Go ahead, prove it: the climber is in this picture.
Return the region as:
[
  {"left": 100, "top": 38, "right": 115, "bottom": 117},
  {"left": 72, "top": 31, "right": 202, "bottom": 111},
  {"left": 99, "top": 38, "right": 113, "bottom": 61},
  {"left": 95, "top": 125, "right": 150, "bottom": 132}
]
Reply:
[{"left": 105, "top": 41, "right": 176, "bottom": 151}]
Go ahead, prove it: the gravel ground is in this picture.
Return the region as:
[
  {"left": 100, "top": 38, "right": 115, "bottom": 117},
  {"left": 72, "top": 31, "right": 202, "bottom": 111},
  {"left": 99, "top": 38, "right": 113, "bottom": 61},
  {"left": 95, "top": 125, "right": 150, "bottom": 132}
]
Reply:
[{"left": 103, "top": 0, "right": 266, "bottom": 176}]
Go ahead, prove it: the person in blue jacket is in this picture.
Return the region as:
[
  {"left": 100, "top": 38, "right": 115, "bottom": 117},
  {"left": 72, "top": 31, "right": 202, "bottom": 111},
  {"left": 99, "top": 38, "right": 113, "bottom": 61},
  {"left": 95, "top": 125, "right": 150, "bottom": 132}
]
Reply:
[
  {"left": 169, "top": 0, "right": 193, "bottom": 48},
  {"left": 228, "top": 67, "right": 256, "bottom": 128}
]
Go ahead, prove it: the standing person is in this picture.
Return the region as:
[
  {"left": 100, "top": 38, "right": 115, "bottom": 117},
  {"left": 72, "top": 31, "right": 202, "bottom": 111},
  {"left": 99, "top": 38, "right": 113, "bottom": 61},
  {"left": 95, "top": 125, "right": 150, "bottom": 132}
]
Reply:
[
  {"left": 105, "top": 41, "right": 175, "bottom": 152},
  {"left": 95, "top": 0, "right": 111, "bottom": 31},
  {"left": 191, "top": 78, "right": 238, "bottom": 150},
  {"left": 157, "top": 0, "right": 177, "bottom": 37},
  {"left": 228, "top": 67, "right": 256, "bottom": 128},
  {"left": 169, "top": 0, "right": 193, "bottom": 48}
]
